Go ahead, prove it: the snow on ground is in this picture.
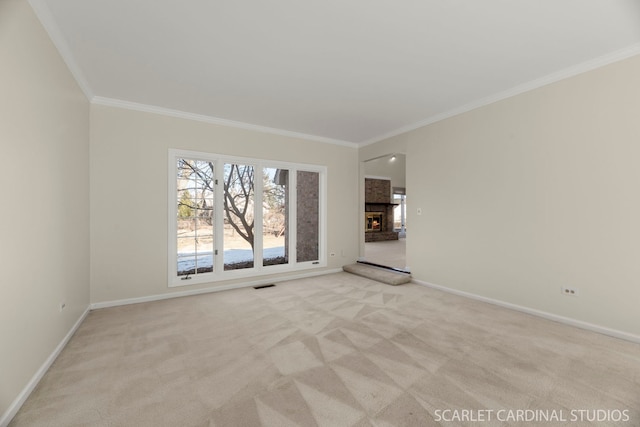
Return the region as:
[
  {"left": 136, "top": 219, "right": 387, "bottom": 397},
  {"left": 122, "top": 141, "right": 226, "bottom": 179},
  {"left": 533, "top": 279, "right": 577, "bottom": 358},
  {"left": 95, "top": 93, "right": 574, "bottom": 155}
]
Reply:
[{"left": 178, "top": 246, "right": 285, "bottom": 272}]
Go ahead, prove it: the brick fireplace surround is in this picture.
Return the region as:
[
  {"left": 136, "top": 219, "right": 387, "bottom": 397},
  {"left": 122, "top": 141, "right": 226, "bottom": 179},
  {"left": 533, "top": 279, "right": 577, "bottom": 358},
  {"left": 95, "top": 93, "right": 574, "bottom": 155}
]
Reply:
[{"left": 364, "top": 178, "right": 399, "bottom": 242}]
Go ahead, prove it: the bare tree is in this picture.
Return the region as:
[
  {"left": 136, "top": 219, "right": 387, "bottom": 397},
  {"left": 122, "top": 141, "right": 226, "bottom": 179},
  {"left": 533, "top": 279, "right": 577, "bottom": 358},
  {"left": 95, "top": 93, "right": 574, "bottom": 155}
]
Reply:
[
  {"left": 176, "top": 159, "right": 214, "bottom": 224},
  {"left": 176, "top": 159, "right": 259, "bottom": 253},
  {"left": 223, "top": 164, "right": 255, "bottom": 251}
]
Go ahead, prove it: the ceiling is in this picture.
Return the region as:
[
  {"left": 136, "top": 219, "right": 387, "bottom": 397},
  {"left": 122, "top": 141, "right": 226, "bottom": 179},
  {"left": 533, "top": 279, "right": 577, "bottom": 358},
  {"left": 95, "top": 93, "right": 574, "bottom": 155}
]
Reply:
[{"left": 30, "top": 0, "right": 640, "bottom": 146}]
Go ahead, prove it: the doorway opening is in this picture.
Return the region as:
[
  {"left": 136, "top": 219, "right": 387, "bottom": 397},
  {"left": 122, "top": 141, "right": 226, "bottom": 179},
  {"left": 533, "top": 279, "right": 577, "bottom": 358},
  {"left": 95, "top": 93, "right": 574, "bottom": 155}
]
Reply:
[{"left": 363, "top": 153, "right": 408, "bottom": 272}]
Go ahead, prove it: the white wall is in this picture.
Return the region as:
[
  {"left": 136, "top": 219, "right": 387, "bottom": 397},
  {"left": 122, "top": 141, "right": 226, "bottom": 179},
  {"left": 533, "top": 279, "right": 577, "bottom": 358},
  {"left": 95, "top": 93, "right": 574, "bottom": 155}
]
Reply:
[
  {"left": 89, "top": 105, "right": 359, "bottom": 304},
  {"left": 0, "top": 0, "right": 90, "bottom": 421},
  {"left": 364, "top": 153, "right": 406, "bottom": 190},
  {"left": 397, "top": 55, "right": 640, "bottom": 337}
]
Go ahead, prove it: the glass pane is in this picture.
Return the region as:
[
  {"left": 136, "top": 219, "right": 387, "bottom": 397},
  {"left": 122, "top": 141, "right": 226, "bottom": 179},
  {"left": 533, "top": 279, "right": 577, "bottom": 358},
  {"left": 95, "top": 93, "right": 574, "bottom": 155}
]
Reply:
[
  {"left": 196, "top": 252, "right": 214, "bottom": 274},
  {"left": 296, "top": 170, "right": 319, "bottom": 262},
  {"left": 223, "top": 163, "right": 255, "bottom": 270},
  {"left": 195, "top": 217, "right": 214, "bottom": 257},
  {"left": 263, "top": 168, "right": 288, "bottom": 266},
  {"left": 176, "top": 158, "right": 214, "bottom": 276},
  {"left": 177, "top": 236, "right": 196, "bottom": 276}
]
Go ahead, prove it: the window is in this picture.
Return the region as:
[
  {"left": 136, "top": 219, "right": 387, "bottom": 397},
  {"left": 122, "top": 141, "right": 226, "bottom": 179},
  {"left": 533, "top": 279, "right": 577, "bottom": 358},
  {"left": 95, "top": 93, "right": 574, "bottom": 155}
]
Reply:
[
  {"left": 169, "top": 149, "right": 326, "bottom": 286},
  {"left": 223, "top": 162, "right": 255, "bottom": 271},
  {"left": 263, "top": 167, "right": 288, "bottom": 267},
  {"left": 393, "top": 187, "right": 406, "bottom": 238},
  {"left": 175, "top": 159, "right": 215, "bottom": 276}
]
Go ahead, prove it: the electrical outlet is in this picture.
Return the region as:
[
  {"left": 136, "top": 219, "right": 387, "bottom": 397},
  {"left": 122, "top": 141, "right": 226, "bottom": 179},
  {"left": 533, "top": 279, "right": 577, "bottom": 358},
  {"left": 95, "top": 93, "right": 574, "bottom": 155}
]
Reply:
[
  {"left": 561, "top": 287, "right": 578, "bottom": 297},
  {"left": 417, "top": 208, "right": 422, "bottom": 215},
  {"left": 59, "top": 302, "right": 66, "bottom": 312},
  {"left": 330, "top": 252, "right": 336, "bottom": 257}
]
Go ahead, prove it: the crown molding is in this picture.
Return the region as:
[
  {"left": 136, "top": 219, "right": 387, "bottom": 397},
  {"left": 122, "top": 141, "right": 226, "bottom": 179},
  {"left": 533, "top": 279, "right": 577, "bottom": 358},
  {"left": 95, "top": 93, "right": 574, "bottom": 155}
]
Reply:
[
  {"left": 24, "top": 0, "right": 640, "bottom": 150},
  {"left": 91, "top": 97, "right": 358, "bottom": 148},
  {"left": 28, "top": 0, "right": 93, "bottom": 100},
  {"left": 359, "top": 43, "right": 640, "bottom": 147}
]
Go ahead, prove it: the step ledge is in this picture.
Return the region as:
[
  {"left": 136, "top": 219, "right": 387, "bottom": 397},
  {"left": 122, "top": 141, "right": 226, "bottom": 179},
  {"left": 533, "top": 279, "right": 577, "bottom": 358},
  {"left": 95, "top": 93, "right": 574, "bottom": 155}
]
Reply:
[{"left": 342, "top": 263, "right": 412, "bottom": 286}]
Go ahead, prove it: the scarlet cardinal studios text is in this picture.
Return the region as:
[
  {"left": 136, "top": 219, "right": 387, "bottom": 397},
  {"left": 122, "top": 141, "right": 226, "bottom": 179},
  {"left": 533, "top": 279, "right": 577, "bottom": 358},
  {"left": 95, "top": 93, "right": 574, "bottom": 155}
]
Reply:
[{"left": 433, "top": 409, "right": 630, "bottom": 423}]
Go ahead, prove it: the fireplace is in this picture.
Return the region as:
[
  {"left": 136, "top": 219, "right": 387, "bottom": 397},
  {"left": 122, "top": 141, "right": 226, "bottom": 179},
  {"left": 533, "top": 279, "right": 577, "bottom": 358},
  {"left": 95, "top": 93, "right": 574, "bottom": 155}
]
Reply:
[
  {"left": 365, "top": 212, "right": 383, "bottom": 232},
  {"left": 364, "top": 178, "right": 399, "bottom": 242}
]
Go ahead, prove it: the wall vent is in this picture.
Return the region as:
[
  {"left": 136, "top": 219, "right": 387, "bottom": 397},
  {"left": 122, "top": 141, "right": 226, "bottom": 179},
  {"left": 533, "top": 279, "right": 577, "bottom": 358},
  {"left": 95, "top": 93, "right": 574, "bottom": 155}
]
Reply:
[{"left": 253, "top": 284, "right": 276, "bottom": 289}]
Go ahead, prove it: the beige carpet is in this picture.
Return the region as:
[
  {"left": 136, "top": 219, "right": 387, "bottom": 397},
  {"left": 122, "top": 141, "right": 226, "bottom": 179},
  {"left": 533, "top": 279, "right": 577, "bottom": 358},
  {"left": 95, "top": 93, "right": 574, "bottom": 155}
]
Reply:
[{"left": 11, "top": 273, "right": 640, "bottom": 426}]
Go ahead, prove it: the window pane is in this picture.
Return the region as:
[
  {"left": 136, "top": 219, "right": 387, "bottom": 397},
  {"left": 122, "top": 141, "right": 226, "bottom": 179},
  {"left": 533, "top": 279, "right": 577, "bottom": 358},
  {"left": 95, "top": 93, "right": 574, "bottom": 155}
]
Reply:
[
  {"left": 263, "top": 168, "right": 288, "bottom": 266},
  {"left": 177, "top": 236, "right": 195, "bottom": 276},
  {"left": 296, "top": 170, "right": 319, "bottom": 262},
  {"left": 176, "top": 158, "right": 214, "bottom": 276},
  {"left": 223, "top": 163, "right": 255, "bottom": 270}
]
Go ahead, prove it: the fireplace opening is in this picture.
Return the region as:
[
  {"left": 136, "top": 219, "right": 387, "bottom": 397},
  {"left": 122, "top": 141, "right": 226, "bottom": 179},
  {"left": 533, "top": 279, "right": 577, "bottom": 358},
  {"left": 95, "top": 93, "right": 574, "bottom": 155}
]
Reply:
[{"left": 365, "top": 212, "right": 383, "bottom": 232}]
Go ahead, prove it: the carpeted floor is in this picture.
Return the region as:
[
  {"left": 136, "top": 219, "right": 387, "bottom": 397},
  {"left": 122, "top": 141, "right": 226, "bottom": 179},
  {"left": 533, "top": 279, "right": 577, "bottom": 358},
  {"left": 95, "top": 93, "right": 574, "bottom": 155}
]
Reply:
[{"left": 10, "top": 273, "right": 640, "bottom": 426}]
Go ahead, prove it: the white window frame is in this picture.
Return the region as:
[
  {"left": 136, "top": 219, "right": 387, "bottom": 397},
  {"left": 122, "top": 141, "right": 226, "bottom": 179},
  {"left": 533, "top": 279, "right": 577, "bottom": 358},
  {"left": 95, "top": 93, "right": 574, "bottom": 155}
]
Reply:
[{"left": 168, "top": 149, "right": 327, "bottom": 287}]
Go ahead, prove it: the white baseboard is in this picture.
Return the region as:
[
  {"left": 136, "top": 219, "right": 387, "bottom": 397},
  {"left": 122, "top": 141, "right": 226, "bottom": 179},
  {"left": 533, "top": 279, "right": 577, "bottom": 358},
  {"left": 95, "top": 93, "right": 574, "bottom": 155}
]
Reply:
[
  {"left": 412, "top": 279, "right": 640, "bottom": 345},
  {"left": 91, "top": 268, "right": 343, "bottom": 309},
  {"left": 1, "top": 306, "right": 90, "bottom": 427}
]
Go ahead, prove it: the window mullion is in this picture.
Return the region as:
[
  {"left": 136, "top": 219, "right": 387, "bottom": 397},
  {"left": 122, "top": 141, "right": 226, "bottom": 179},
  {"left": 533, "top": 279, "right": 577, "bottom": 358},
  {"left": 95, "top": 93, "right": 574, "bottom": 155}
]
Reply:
[
  {"left": 254, "top": 162, "right": 263, "bottom": 270},
  {"left": 214, "top": 159, "right": 224, "bottom": 274},
  {"left": 194, "top": 171, "right": 199, "bottom": 274},
  {"left": 169, "top": 153, "right": 178, "bottom": 280},
  {"left": 289, "top": 168, "right": 297, "bottom": 265},
  {"left": 319, "top": 170, "right": 327, "bottom": 264}
]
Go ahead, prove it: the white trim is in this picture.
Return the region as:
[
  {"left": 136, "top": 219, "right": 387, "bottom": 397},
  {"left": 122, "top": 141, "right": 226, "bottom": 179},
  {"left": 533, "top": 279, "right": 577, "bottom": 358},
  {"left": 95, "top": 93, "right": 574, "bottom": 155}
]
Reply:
[
  {"left": 27, "top": 0, "right": 93, "bottom": 100},
  {"left": 0, "top": 306, "right": 90, "bottom": 427},
  {"left": 413, "top": 279, "right": 640, "bottom": 345},
  {"left": 92, "top": 97, "right": 358, "bottom": 148},
  {"left": 359, "top": 44, "right": 640, "bottom": 147},
  {"left": 364, "top": 175, "right": 392, "bottom": 181},
  {"left": 289, "top": 170, "right": 298, "bottom": 265},
  {"left": 91, "top": 268, "right": 342, "bottom": 310},
  {"left": 317, "top": 169, "right": 328, "bottom": 268}
]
